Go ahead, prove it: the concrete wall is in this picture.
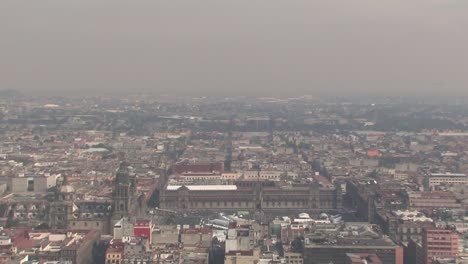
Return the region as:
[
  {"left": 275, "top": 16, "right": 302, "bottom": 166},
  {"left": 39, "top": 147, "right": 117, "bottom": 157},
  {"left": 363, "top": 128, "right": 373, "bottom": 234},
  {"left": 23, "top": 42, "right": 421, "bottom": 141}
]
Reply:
[
  {"left": 0, "top": 183, "right": 7, "bottom": 195},
  {"left": 113, "top": 218, "right": 134, "bottom": 239},
  {"left": 11, "top": 177, "right": 28, "bottom": 193},
  {"left": 152, "top": 225, "right": 179, "bottom": 246},
  {"left": 69, "top": 219, "right": 110, "bottom": 235},
  {"left": 34, "top": 177, "right": 48, "bottom": 192},
  {"left": 11, "top": 177, "right": 48, "bottom": 193},
  {"left": 46, "top": 175, "right": 58, "bottom": 189}
]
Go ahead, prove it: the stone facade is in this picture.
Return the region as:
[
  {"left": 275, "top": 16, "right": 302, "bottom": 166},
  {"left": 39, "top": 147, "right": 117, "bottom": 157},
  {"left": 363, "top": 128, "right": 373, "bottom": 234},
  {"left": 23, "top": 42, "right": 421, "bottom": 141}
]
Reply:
[
  {"left": 160, "top": 182, "right": 340, "bottom": 212},
  {"left": 48, "top": 163, "right": 137, "bottom": 235}
]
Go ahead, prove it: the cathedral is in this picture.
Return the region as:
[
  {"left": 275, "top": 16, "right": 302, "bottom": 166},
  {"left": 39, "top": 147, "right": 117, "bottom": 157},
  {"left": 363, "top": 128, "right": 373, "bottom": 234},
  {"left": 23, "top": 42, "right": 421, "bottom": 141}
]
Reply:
[
  {"left": 49, "top": 162, "right": 137, "bottom": 235},
  {"left": 111, "top": 162, "right": 137, "bottom": 228}
]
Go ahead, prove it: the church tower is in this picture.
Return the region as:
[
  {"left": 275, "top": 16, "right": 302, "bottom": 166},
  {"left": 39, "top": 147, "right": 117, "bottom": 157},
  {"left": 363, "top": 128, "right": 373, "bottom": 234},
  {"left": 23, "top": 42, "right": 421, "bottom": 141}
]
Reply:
[
  {"left": 111, "top": 162, "right": 135, "bottom": 228},
  {"left": 49, "top": 175, "right": 75, "bottom": 229}
]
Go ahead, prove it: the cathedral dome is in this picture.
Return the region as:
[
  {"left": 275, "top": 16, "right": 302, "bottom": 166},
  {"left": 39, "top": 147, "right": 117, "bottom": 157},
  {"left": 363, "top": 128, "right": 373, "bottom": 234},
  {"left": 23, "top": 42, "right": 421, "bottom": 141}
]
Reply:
[{"left": 60, "top": 185, "right": 75, "bottom": 193}]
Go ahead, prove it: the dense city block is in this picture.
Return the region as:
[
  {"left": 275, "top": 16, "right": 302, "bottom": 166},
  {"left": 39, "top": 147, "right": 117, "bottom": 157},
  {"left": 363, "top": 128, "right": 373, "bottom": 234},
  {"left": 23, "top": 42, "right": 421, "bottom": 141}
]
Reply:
[{"left": 0, "top": 94, "right": 467, "bottom": 263}]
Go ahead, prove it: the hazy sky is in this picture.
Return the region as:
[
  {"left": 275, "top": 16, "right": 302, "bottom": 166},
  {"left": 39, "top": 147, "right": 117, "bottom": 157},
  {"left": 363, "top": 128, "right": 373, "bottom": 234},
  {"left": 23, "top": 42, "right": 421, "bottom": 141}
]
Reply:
[{"left": 1, "top": 0, "right": 467, "bottom": 97}]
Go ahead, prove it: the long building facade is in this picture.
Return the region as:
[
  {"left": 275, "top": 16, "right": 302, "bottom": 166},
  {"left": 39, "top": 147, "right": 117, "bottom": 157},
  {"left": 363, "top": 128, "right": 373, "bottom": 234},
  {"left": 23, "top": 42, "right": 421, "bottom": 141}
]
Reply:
[{"left": 159, "top": 181, "right": 341, "bottom": 212}]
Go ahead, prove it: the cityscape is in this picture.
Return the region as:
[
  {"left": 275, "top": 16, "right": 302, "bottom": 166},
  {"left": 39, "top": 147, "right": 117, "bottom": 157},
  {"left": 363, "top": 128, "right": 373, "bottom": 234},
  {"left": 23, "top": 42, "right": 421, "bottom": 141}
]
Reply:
[
  {"left": 0, "top": 93, "right": 467, "bottom": 263},
  {"left": 1, "top": 0, "right": 467, "bottom": 263}
]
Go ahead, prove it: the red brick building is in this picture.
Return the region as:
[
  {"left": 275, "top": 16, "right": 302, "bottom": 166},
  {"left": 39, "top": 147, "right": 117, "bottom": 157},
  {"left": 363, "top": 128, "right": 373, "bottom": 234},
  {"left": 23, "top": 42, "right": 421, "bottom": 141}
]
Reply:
[{"left": 422, "top": 227, "right": 458, "bottom": 264}]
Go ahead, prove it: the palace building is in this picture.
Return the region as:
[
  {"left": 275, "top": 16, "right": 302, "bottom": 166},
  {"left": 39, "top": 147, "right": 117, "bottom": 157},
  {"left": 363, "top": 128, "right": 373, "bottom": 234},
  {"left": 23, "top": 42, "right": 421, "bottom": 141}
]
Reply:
[{"left": 159, "top": 181, "right": 341, "bottom": 212}]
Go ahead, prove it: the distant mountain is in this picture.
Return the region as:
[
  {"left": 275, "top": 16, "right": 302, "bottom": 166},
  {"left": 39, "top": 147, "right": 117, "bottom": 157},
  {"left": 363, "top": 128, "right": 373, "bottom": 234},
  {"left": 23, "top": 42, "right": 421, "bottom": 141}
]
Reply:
[{"left": 0, "top": 89, "right": 24, "bottom": 98}]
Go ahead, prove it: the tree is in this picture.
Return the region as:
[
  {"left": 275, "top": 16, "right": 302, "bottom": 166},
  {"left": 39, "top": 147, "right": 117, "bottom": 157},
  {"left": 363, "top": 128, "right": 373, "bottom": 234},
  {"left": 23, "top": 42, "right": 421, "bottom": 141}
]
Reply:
[
  {"left": 298, "top": 142, "right": 312, "bottom": 150},
  {"left": 275, "top": 241, "right": 285, "bottom": 257},
  {"left": 35, "top": 223, "right": 49, "bottom": 230},
  {"left": 5, "top": 209, "right": 19, "bottom": 228},
  {"left": 92, "top": 240, "right": 108, "bottom": 264},
  {"left": 165, "top": 214, "right": 177, "bottom": 225},
  {"left": 291, "top": 236, "right": 304, "bottom": 254},
  {"left": 368, "top": 170, "right": 378, "bottom": 178}
]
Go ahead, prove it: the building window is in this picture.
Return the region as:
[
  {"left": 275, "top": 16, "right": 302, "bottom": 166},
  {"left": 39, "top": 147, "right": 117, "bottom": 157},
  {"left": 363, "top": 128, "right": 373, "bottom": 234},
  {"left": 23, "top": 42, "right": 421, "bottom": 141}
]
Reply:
[{"left": 27, "top": 179, "right": 34, "bottom": 192}]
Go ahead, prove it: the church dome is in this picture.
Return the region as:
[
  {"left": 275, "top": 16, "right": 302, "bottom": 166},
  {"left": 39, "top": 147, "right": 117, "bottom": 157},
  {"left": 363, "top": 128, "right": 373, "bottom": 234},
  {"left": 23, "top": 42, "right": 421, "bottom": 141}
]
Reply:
[{"left": 60, "top": 185, "right": 75, "bottom": 193}]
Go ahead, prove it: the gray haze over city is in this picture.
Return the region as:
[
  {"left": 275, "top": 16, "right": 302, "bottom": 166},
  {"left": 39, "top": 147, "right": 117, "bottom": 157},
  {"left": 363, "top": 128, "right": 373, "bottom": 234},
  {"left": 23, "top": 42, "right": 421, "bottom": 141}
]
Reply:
[
  {"left": 1, "top": 0, "right": 467, "bottom": 97},
  {"left": 3, "top": 2, "right": 468, "bottom": 263}
]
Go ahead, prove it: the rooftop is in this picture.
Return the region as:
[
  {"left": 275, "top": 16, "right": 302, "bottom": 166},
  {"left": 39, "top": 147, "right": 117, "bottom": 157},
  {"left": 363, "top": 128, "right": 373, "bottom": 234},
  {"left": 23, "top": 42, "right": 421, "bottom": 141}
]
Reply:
[
  {"left": 166, "top": 185, "right": 238, "bottom": 191},
  {"left": 429, "top": 173, "right": 466, "bottom": 177},
  {"left": 306, "top": 237, "right": 397, "bottom": 248}
]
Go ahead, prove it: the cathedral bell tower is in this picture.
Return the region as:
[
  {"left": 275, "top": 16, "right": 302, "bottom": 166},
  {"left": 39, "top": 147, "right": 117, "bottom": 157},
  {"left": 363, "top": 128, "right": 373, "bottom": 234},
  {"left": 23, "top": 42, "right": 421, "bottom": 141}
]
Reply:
[
  {"left": 50, "top": 175, "right": 75, "bottom": 229},
  {"left": 112, "top": 162, "right": 134, "bottom": 227}
]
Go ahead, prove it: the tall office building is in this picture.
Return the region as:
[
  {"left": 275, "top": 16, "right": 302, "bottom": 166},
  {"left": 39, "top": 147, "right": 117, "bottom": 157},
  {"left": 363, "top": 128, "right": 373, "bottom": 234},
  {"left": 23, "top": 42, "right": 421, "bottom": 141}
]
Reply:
[{"left": 422, "top": 227, "right": 458, "bottom": 264}]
